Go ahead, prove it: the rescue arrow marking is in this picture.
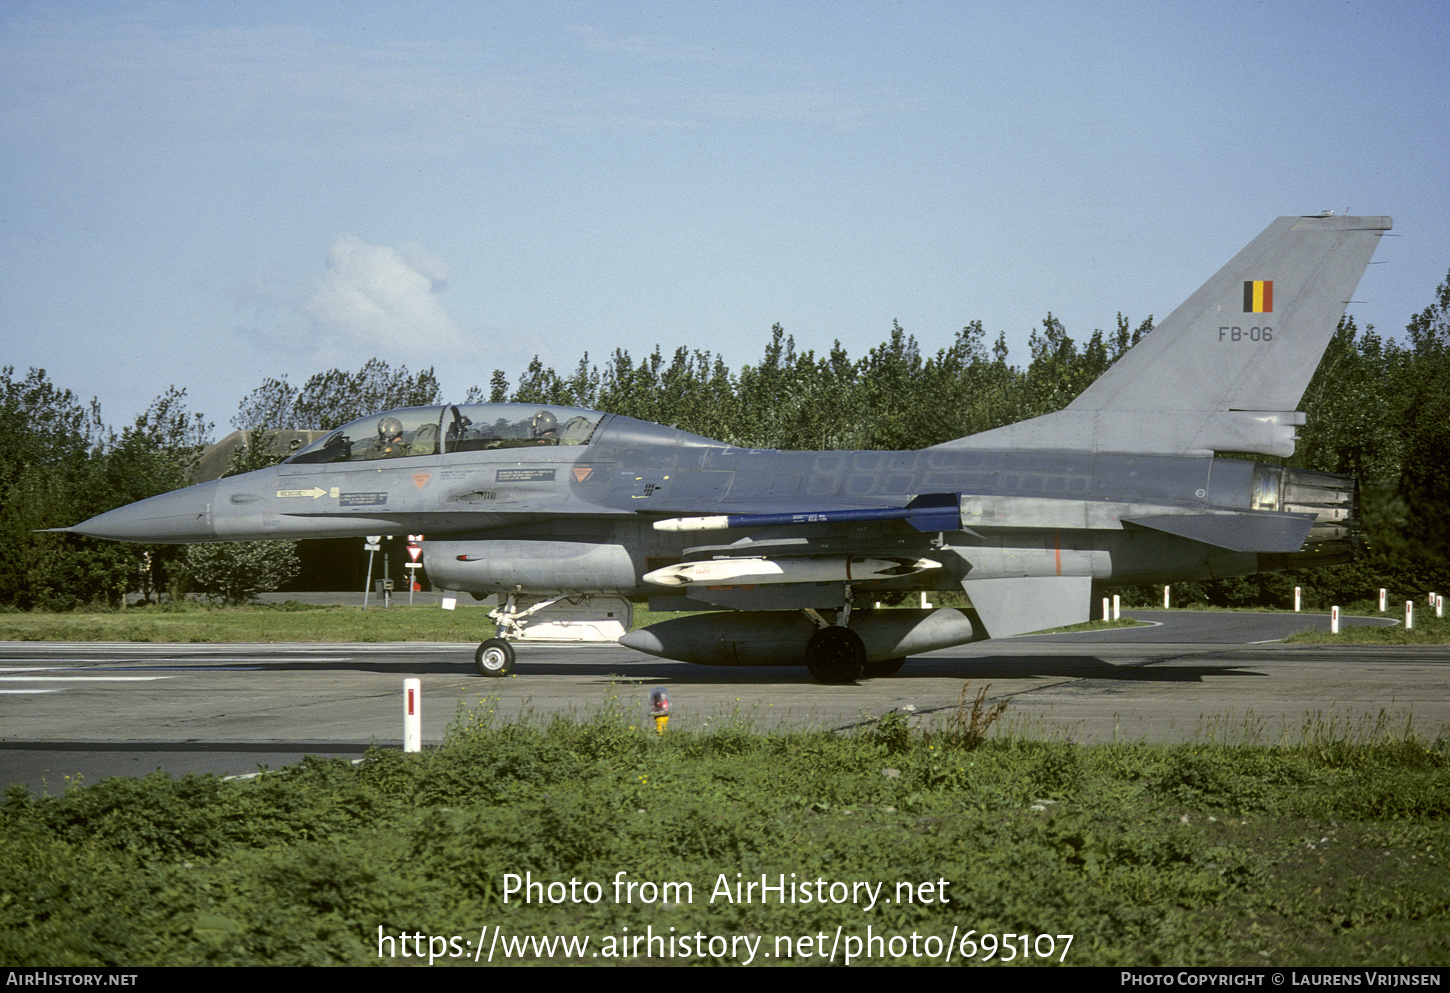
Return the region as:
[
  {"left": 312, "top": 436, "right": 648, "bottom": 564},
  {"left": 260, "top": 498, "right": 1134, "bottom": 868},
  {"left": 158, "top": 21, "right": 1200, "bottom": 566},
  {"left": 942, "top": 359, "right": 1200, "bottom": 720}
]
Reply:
[{"left": 274, "top": 487, "right": 336, "bottom": 498}]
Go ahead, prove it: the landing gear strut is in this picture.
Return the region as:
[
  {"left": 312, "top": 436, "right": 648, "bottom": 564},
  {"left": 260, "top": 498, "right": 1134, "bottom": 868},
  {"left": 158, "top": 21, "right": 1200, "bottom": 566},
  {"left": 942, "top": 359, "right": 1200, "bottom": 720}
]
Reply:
[
  {"left": 469, "top": 593, "right": 632, "bottom": 676},
  {"left": 801, "top": 585, "right": 867, "bottom": 683},
  {"left": 472, "top": 592, "right": 562, "bottom": 676},
  {"left": 799, "top": 585, "right": 913, "bottom": 682}
]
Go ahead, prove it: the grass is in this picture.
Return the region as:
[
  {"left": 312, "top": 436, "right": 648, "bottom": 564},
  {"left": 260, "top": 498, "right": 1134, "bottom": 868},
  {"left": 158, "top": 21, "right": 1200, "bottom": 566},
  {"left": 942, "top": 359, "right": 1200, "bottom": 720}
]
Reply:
[
  {"left": 0, "top": 600, "right": 494, "bottom": 643},
  {"left": 1033, "top": 617, "right": 1147, "bottom": 634},
  {"left": 1284, "top": 610, "right": 1450, "bottom": 644},
  {"left": 1, "top": 692, "right": 1446, "bottom": 967},
  {"left": 0, "top": 599, "right": 753, "bottom": 644}
]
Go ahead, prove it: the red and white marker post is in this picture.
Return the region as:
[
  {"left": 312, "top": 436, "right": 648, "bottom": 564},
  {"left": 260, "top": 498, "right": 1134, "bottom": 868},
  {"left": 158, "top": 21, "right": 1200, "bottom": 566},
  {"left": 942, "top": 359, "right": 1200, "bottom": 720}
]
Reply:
[{"left": 404, "top": 678, "right": 421, "bottom": 753}]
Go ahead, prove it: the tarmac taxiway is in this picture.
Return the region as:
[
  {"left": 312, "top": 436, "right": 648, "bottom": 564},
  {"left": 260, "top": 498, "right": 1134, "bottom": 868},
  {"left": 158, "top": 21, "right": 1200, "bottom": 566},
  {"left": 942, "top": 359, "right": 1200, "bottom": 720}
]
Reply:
[{"left": 2, "top": 610, "right": 1445, "bottom": 792}]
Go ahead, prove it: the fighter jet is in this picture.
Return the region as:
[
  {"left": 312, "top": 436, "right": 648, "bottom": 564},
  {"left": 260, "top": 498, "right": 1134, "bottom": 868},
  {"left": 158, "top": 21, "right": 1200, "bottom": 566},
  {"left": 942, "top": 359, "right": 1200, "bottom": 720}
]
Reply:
[{"left": 63, "top": 214, "right": 1391, "bottom": 682}]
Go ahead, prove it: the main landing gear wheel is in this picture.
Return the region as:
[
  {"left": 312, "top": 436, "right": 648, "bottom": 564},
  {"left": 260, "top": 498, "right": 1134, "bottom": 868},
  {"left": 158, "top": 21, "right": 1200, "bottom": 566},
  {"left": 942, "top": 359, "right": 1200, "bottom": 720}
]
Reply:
[
  {"left": 863, "top": 656, "right": 906, "bottom": 678},
  {"left": 474, "top": 638, "right": 516, "bottom": 676},
  {"left": 805, "top": 626, "right": 866, "bottom": 684}
]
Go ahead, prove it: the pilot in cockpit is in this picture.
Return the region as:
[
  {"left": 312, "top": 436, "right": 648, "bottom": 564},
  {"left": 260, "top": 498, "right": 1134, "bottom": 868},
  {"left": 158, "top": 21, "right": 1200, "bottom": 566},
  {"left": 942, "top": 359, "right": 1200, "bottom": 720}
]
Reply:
[
  {"left": 530, "top": 410, "right": 559, "bottom": 444},
  {"left": 367, "top": 416, "right": 410, "bottom": 459}
]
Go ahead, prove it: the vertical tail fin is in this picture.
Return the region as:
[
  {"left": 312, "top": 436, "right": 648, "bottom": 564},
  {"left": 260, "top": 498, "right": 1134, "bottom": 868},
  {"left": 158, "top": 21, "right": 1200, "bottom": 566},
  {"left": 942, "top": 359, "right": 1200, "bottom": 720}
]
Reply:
[{"left": 946, "top": 214, "right": 1391, "bottom": 456}]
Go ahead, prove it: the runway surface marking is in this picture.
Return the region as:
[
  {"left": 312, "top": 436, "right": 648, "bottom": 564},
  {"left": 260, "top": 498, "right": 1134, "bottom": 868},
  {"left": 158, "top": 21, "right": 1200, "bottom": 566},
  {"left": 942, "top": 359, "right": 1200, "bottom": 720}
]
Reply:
[
  {"left": 0, "top": 674, "right": 171, "bottom": 681},
  {"left": 0, "top": 657, "right": 350, "bottom": 664}
]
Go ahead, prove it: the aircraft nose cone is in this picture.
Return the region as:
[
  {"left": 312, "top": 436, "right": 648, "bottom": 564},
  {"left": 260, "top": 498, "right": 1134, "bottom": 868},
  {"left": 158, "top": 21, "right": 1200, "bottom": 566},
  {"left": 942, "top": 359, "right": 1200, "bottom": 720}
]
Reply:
[{"left": 65, "top": 480, "right": 219, "bottom": 543}]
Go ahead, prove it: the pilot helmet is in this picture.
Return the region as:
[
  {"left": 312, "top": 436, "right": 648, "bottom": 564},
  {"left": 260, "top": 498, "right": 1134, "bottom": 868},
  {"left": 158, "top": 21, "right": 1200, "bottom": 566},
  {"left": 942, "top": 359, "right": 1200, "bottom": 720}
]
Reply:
[
  {"left": 531, "top": 409, "right": 558, "bottom": 437},
  {"left": 378, "top": 416, "right": 404, "bottom": 442}
]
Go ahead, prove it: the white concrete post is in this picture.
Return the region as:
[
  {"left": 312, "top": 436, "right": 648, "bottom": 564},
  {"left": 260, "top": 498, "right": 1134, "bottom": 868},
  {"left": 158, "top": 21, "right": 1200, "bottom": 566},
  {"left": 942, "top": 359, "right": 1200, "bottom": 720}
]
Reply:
[
  {"left": 1102, "top": 597, "right": 1110, "bottom": 621},
  {"left": 404, "top": 678, "right": 421, "bottom": 753},
  {"left": 1112, "top": 594, "right": 1121, "bottom": 620}
]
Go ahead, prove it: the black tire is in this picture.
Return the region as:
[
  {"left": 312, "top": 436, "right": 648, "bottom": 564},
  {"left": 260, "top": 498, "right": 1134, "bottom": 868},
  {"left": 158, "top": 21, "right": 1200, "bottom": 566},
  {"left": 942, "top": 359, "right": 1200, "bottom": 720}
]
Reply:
[
  {"left": 863, "top": 656, "right": 906, "bottom": 678},
  {"left": 474, "top": 638, "right": 516, "bottom": 676},
  {"left": 804, "top": 626, "right": 866, "bottom": 684}
]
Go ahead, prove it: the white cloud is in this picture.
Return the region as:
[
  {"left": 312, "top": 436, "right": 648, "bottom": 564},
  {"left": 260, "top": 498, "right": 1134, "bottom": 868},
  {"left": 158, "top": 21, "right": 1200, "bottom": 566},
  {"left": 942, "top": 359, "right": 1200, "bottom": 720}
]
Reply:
[{"left": 303, "top": 233, "right": 472, "bottom": 355}]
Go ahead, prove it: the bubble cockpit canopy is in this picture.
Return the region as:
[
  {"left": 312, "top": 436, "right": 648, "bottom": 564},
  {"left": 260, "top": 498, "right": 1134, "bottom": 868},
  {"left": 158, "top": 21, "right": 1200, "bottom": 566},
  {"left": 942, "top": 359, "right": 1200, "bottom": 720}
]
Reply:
[{"left": 284, "top": 404, "right": 607, "bottom": 465}]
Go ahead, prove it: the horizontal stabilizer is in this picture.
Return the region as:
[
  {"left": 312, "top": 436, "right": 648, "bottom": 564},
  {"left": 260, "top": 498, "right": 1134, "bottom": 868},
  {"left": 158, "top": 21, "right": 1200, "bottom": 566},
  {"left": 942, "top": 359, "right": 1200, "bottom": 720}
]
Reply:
[
  {"left": 962, "top": 575, "right": 1093, "bottom": 639},
  {"left": 1122, "top": 512, "right": 1314, "bottom": 553}
]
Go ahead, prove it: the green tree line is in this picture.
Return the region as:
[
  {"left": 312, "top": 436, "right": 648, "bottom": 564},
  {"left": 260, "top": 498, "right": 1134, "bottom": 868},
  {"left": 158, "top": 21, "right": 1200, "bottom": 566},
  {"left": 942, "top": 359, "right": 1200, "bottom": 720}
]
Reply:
[{"left": 3, "top": 268, "right": 1447, "bottom": 610}]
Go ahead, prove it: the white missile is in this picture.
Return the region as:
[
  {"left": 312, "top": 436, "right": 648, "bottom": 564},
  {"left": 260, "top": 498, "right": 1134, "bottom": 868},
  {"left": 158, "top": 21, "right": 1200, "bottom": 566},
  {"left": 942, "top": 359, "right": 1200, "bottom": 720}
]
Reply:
[
  {"left": 654, "top": 515, "right": 733, "bottom": 532},
  {"left": 643, "top": 555, "right": 941, "bottom": 587},
  {"left": 651, "top": 493, "right": 962, "bottom": 533}
]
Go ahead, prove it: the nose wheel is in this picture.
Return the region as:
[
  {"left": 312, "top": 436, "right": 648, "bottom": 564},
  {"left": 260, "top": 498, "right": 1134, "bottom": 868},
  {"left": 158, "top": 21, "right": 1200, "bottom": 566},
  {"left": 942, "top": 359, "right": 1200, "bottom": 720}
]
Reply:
[{"left": 474, "top": 638, "right": 516, "bottom": 676}]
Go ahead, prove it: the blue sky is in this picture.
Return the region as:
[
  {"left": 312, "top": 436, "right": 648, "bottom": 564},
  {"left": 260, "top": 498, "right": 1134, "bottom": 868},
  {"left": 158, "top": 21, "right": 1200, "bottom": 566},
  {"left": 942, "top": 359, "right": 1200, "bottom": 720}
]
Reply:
[{"left": 3, "top": 1, "right": 1446, "bottom": 435}]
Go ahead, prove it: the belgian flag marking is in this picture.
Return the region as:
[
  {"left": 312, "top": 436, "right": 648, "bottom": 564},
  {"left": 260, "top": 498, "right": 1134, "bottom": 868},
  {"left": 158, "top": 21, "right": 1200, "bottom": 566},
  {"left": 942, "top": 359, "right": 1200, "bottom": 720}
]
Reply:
[{"left": 1244, "top": 280, "right": 1273, "bottom": 313}]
